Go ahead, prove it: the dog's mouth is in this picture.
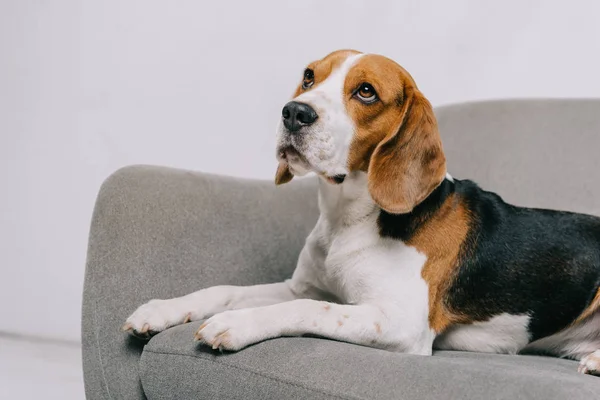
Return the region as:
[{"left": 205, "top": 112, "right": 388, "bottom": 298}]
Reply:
[
  {"left": 278, "top": 146, "right": 345, "bottom": 185},
  {"left": 324, "top": 174, "right": 346, "bottom": 184},
  {"left": 278, "top": 146, "right": 301, "bottom": 161},
  {"left": 278, "top": 146, "right": 307, "bottom": 168}
]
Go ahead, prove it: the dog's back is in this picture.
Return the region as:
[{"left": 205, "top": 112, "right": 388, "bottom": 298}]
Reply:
[{"left": 429, "top": 179, "right": 600, "bottom": 358}]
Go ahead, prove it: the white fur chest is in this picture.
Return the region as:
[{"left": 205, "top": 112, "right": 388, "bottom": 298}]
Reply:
[{"left": 303, "top": 174, "right": 430, "bottom": 311}]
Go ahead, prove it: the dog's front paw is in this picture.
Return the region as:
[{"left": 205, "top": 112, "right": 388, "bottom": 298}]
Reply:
[
  {"left": 122, "top": 299, "right": 193, "bottom": 339},
  {"left": 194, "top": 309, "right": 268, "bottom": 351},
  {"left": 578, "top": 350, "right": 600, "bottom": 376}
]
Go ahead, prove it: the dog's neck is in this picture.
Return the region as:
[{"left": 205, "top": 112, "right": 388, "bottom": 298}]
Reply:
[
  {"left": 317, "top": 171, "right": 378, "bottom": 227},
  {"left": 377, "top": 176, "right": 455, "bottom": 241},
  {"left": 317, "top": 171, "right": 454, "bottom": 232}
]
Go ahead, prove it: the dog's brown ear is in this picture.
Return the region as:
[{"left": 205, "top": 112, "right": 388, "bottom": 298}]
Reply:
[
  {"left": 368, "top": 87, "right": 446, "bottom": 214},
  {"left": 275, "top": 162, "right": 294, "bottom": 185}
]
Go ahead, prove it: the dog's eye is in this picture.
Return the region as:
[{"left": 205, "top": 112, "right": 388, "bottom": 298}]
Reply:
[
  {"left": 302, "top": 69, "right": 314, "bottom": 89},
  {"left": 355, "top": 83, "right": 378, "bottom": 104}
]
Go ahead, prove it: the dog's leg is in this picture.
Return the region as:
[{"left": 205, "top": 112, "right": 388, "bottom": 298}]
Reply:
[
  {"left": 579, "top": 350, "right": 600, "bottom": 376},
  {"left": 195, "top": 299, "right": 433, "bottom": 355},
  {"left": 123, "top": 282, "right": 299, "bottom": 337},
  {"left": 123, "top": 241, "right": 327, "bottom": 338}
]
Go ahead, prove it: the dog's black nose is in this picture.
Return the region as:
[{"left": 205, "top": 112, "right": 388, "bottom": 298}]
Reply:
[{"left": 282, "top": 101, "right": 318, "bottom": 132}]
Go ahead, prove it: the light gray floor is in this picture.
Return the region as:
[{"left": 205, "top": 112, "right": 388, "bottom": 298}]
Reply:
[{"left": 0, "top": 334, "right": 84, "bottom": 399}]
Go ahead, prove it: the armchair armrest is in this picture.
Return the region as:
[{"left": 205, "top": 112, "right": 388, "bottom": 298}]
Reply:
[{"left": 82, "top": 165, "right": 318, "bottom": 399}]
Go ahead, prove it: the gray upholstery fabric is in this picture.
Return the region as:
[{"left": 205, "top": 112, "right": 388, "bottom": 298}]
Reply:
[
  {"left": 83, "top": 99, "right": 600, "bottom": 399},
  {"left": 436, "top": 99, "right": 600, "bottom": 215},
  {"left": 139, "top": 322, "right": 600, "bottom": 400},
  {"left": 82, "top": 166, "right": 319, "bottom": 399}
]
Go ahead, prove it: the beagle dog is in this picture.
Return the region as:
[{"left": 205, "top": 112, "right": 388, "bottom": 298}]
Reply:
[{"left": 124, "top": 50, "right": 600, "bottom": 375}]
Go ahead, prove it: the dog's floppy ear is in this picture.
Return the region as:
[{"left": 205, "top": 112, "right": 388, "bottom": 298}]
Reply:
[
  {"left": 368, "top": 87, "right": 446, "bottom": 214},
  {"left": 275, "top": 162, "right": 294, "bottom": 185}
]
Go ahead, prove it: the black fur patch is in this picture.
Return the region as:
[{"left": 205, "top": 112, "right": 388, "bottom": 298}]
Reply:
[
  {"left": 379, "top": 178, "right": 600, "bottom": 341},
  {"left": 378, "top": 178, "right": 455, "bottom": 241}
]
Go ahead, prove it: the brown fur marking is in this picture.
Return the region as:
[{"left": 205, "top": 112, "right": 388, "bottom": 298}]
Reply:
[
  {"left": 275, "top": 161, "right": 294, "bottom": 185},
  {"left": 291, "top": 49, "right": 361, "bottom": 98},
  {"left": 407, "top": 194, "right": 473, "bottom": 333},
  {"left": 346, "top": 55, "right": 408, "bottom": 172},
  {"left": 573, "top": 287, "right": 600, "bottom": 325},
  {"left": 345, "top": 55, "right": 446, "bottom": 213}
]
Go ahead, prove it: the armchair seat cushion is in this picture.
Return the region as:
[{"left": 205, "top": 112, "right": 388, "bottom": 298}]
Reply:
[{"left": 138, "top": 322, "right": 599, "bottom": 400}]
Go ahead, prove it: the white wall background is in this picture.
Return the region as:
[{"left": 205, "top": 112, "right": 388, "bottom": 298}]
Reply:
[{"left": 1, "top": 0, "right": 599, "bottom": 342}]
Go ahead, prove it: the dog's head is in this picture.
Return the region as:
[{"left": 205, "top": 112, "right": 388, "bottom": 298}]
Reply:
[{"left": 275, "top": 50, "right": 446, "bottom": 214}]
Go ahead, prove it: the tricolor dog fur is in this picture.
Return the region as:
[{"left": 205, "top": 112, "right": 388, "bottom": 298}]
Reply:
[{"left": 124, "top": 50, "right": 600, "bottom": 375}]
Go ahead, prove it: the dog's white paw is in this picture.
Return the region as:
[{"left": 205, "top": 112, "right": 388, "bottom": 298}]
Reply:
[
  {"left": 578, "top": 350, "right": 600, "bottom": 376},
  {"left": 123, "top": 299, "right": 193, "bottom": 338},
  {"left": 194, "top": 309, "right": 268, "bottom": 351}
]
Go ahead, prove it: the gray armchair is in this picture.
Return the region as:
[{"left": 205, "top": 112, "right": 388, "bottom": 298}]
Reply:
[{"left": 82, "top": 99, "right": 600, "bottom": 399}]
